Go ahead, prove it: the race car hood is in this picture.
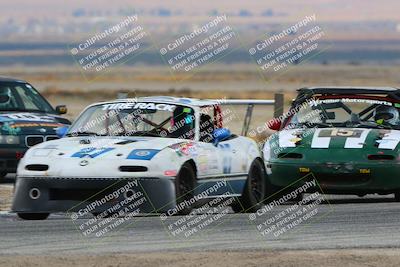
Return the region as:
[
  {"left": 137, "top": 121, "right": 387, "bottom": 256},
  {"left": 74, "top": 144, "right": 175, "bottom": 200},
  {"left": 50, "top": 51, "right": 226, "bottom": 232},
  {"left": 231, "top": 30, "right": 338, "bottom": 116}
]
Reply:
[
  {"left": 25, "top": 136, "right": 190, "bottom": 160},
  {"left": 0, "top": 111, "right": 70, "bottom": 135},
  {"left": 276, "top": 127, "right": 400, "bottom": 151},
  {"left": 18, "top": 136, "right": 191, "bottom": 178},
  {"left": 266, "top": 127, "right": 400, "bottom": 164}
]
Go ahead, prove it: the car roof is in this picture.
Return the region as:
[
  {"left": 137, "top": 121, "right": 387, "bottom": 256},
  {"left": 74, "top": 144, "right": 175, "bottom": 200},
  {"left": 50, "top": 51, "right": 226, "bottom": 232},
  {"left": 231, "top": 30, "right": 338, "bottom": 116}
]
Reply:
[
  {"left": 105, "top": 96, "right": 219, "bottom": 107},
  {"left": 0, "top": 76, "right": 28, "bottom": 83}
]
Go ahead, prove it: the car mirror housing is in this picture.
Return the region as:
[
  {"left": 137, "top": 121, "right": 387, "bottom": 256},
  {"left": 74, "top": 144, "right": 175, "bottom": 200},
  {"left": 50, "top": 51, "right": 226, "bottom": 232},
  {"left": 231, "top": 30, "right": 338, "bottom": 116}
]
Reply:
[
  {"left": 212, "top": 128, "right": 231, "bottom": 146},
  {"left": 56, "top": 126, "right": 69, "bottom": 138},
  {"left": 268, "top": 119, "right": 281, "bottom": 131},
  {"left": 56, "top": 105, "right": 68, "bottom": 115}
]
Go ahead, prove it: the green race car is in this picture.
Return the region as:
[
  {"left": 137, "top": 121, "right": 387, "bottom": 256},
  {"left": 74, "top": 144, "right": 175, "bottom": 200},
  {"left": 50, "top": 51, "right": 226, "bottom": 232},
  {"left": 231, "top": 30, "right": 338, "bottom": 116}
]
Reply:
[{"left": 263, "top": 87, "right": 400, "bottom": 201}]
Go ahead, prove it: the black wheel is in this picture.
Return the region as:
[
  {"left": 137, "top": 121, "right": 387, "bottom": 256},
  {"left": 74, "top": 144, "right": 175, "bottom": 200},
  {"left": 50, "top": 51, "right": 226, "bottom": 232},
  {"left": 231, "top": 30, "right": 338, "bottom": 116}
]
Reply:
[
  {"left": 395, "top": 192, "right": 400, "bottom": 202},
  {"left": 17, "top": 213, "right": 49, "bottom": 220},
  {"left": 174, "top": 162, "right": 196, "bottom": 215},
  {"left": 231, "top": 199, "right": 244, "bottom": 213},
  {"left": 232, "top": 159, "right": 266, "bottom": 213},
  {"left": 263, "top": 173, "right": 284, "bottom": 204}
]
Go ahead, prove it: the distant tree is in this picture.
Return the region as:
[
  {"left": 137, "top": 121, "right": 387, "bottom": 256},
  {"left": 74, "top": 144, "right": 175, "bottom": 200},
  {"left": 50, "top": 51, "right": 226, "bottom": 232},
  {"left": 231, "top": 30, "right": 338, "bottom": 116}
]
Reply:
[
  {"left": 238, "top": 10, "right": 252, "bottom": 17},
  {"left": 118, "top": 7, "right": 135, "bottom": 16},
  {"left": 209, "top": 9, "right": 219, "bottom": 16},
  {"left": 157, "top": 8, "right": 172, "bottom": 17},
  {"left": 261, "top": 9, "right": 274, "bottom": 17},
  {"left": 72, "top": 8, "right": 86, "bottom": 17}
]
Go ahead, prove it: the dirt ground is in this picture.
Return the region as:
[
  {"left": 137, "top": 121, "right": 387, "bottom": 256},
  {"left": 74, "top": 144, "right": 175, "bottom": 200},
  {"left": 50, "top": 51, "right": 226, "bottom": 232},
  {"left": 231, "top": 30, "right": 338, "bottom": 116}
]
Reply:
[
  {"left": 3, "top": 64, "right": 399, "bottom": 123},
  {"left": 0, "top": 249, "right": 399, "bottom": 267},
  {"left": 2, "top": 64, "right": 400, "bottom": 119},
  {"left": 0, "top": 184, "right": 12, "bottom": 212}
]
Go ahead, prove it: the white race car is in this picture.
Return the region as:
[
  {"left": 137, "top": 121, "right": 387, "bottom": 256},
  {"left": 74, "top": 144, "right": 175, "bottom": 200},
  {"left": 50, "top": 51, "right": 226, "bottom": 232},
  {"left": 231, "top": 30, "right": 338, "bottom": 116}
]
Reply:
[{"left": 12, "top": 96, "right": 267, "bottom": 220}]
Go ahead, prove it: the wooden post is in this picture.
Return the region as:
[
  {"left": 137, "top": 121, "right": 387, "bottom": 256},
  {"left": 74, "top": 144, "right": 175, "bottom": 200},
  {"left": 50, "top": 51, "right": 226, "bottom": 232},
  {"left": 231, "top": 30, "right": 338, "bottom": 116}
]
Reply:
[{"left": 274, "top": 93, "right": 284, "bottom": 118}]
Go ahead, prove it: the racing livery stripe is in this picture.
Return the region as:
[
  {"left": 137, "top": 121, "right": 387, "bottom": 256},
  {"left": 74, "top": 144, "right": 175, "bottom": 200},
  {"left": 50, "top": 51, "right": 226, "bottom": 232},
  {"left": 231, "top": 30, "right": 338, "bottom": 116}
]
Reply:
[
  {"left": 71, "top": 147, "right": 114, "bottom": 158},
  {"left": 0, "top": 113, "right": 56, "bottom": 122},
  {"left": 311, "top": 129, "right": 331, "bottom": 148},
  {"left": 378, "top": 130, "right": 400, "bottom": 150},
  {"left": 344, "top": 129, "right": 371, "bottom": 149}
]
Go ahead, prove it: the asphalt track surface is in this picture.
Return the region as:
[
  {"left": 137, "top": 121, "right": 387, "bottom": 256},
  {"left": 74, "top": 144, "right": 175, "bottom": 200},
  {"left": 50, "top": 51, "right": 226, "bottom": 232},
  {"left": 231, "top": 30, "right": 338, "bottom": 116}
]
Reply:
[{"left": 1, "top": 187, "right": 400, "bottom": 255}]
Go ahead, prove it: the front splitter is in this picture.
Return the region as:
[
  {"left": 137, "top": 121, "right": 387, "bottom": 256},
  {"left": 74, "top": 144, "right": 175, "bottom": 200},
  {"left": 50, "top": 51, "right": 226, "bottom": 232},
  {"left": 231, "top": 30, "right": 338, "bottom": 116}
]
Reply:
[{"left": 12, "top": 176, "right": 177, "bottom": 214}]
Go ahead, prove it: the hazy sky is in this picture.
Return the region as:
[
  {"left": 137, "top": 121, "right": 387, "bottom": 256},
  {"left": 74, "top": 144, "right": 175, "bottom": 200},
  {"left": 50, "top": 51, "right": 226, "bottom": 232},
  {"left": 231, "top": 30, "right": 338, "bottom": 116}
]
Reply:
[{"left": 2, "top": 0, "right": 400, "bottom": 22}]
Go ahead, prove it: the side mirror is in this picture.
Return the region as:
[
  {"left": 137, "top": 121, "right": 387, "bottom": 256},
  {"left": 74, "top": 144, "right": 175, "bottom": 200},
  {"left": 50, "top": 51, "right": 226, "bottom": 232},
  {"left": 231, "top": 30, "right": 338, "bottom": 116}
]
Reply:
[
  {"left": 213, "top": 128, "right": 231, "bottom": 146},
  {"left": 56, "top": 126, "right": 69, "bottom": 138},
  {"left": 56, "top": 105, "right": 67, "bottom": 115},
  {"left": 268, "top": 119, "right": 281, "bottom": 131}
]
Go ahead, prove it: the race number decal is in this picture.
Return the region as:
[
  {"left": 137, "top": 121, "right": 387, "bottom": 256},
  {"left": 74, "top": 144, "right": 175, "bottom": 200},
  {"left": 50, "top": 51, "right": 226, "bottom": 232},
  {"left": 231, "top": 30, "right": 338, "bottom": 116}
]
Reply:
[
  {"left": 312, "top": 129, "right": 370, "bottom": 149},
  {"left": 318, "top": 129, "right": 362, "bottom": 138}
]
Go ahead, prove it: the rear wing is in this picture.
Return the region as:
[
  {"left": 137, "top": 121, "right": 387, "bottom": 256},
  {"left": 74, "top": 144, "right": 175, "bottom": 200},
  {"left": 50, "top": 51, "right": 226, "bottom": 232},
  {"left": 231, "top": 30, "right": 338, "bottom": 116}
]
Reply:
[{"left": 208, "top": 93, "right": 284, "bottom": 136}]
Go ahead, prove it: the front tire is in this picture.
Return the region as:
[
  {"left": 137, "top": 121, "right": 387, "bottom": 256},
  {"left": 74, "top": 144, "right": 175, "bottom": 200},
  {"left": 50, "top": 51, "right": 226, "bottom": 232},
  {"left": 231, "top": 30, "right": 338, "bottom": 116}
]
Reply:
[
  {"left": 17, "top": 213, "right": 50, "bottom": 220},
  {"left": 174, "top": 162, "right": 196, "bottom": 215},
  {"left": 232, "top": 159, "right": 266, "bottom": 213}
]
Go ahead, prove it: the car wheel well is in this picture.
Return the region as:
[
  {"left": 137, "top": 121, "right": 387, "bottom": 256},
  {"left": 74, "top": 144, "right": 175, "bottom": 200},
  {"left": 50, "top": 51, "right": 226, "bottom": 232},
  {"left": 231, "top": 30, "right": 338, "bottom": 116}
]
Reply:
[{"left": 184, "top": 159, "right": 197, "bottom": 176}]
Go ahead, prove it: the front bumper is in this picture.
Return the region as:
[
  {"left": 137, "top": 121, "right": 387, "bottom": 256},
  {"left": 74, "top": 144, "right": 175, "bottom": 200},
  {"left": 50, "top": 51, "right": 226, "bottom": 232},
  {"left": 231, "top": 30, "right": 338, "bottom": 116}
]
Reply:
[
  {"left": 0, "top": 147, "right": 26, "bottom": 173},
  {"left": 267, "top": 161, "right": 400, "bottom": 194},
  {"left": 12, "top": 176, "right": 177, "bottom": 214}
]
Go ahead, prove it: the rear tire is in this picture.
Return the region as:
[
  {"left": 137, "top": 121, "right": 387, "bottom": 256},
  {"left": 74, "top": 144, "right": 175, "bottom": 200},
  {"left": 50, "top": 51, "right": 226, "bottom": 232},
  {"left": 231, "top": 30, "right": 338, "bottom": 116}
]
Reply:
[
  {"left": 174, "top": 162, "right": 196, "bottom": 215},
  {"left": 17, "top": 213, "right": 49, "bottom": 220},
  {"left": 395, "top": 192, "right": 400, "bottom": 202},
  {"left": 232, "top": 159, "right": 266, "bottom": 213}
]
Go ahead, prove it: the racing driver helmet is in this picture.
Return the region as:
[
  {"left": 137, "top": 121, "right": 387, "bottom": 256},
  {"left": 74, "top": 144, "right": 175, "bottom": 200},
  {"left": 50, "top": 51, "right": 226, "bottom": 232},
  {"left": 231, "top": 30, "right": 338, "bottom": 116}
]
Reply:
[
  {"left": 0, "top": 87, "right": 12, "bottom": 108},
  {"left": 374, "top": 105, "right": 400, "bottom": 125}
]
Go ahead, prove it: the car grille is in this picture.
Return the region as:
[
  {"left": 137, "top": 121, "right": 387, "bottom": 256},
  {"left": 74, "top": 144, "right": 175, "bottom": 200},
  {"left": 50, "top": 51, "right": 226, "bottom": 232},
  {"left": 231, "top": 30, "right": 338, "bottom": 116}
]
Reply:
[
  {"left": 49, "top": 188, "right": 101, "bottom": 201},
  {"left": 25, "top": 135, "right": 59, "bottom": 147}
]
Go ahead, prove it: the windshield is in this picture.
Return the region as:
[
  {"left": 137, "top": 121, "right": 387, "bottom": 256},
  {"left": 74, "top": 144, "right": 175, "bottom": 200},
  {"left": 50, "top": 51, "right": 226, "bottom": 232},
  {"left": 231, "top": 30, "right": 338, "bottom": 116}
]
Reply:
[
  {"left": 0, "top": 82, "right": 55, "bottom": 113},
  {"left": 288, "top": 97, "right": 400, "bottom": 130},
  {"left": 68, "top": 101, "right": 196, "bottom": 139}
]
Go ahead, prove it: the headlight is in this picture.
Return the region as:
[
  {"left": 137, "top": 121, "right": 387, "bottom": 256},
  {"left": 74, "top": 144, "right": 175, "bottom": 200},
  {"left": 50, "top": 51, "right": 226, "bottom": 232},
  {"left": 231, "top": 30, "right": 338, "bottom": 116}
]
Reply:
[
  {"left": 32, "top": 148, "right": 52, "bottom": 157},
  {"left": 0, "top": 135, "right": 20, "bottom": 144}
]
